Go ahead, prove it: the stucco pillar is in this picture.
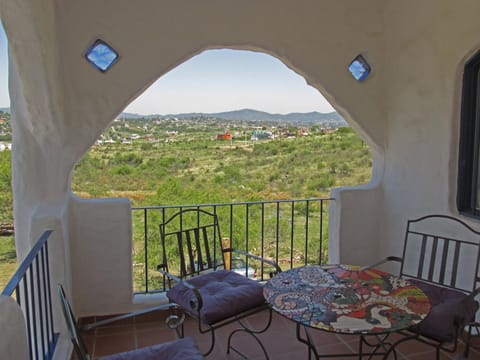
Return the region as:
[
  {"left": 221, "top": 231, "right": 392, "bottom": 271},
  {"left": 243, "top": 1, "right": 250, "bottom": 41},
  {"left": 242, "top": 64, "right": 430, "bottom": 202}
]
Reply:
[
  {"left": 0, "top": 296, "right": 29, "bottom": 360},
  {"left": 1, "top": 0, "right": 71, "bottom": 257}
]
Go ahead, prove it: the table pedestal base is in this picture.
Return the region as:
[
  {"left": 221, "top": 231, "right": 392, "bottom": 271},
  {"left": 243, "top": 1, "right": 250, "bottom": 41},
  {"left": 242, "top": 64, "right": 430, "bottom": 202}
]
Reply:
[{"left": 297, "top": 324, "right": 419, "bottom": 360}]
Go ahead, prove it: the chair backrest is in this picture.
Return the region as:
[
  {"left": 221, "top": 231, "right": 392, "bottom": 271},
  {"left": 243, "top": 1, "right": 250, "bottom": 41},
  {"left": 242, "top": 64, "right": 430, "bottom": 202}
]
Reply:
[
  {"left": 400, "top": 214, "right": 480, "bottom": 293},
  {"left": 159, "top": 208, "right": 224, "bottom": 279},
  {"left": 57, "top": 284, "right": 90, "bottom": 360}
]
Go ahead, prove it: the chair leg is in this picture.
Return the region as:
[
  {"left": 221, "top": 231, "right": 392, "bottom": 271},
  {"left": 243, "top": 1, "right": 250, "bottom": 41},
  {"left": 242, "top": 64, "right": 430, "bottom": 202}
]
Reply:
[
  {"left": 227, "top": 308, "right": 273, "bottom": 359},
  {"left": 177, "top": 319, "right": 217, "bottom": 356},
  {"left": 175, "top": 321, "right": 184, "bottom": 339},
  {"left": 204, "top": 326, "right": 216, "bottom": 357},
  {"left": 463, "top": 324, "right": 475, "bottom": 359},
  {"left": 302, "top": 325, "right": 319, "bottom": 360},
  {"left": 193, "top": 322, "right": 217, "bottom": 356},
  {"left": 167, "top": 306, "right": 185, "bottom": 339},
  {"left": 464, "top": 340, "right": 470, "bottom": 359}
]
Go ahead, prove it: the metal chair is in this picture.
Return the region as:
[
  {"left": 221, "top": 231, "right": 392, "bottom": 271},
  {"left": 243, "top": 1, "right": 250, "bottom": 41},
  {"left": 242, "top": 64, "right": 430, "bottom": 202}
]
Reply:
[
  {"left": 362, "top": 214, "right": 480, "bottom": 359},
  {"left": 157, "top": 208, "right": 282, "bottom": 358},
  {"left": 57, "top": 284, "right": 203, "bottom": 360}
]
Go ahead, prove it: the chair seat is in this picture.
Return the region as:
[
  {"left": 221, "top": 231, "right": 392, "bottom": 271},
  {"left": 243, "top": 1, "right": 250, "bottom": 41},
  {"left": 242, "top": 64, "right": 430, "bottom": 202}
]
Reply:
[
  {"left": 167, "top": 270, "right": 265, "bottom": 324},
  {"left": 410, "top": 280, "right": 478, "bottom": 342},
  {"left": 102, "top": 337, "right": 202, "bottom": 360}
]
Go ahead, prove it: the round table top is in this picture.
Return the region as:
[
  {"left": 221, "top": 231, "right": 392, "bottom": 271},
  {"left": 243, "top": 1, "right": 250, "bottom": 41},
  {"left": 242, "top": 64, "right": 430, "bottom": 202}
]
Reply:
[{"left": 263, "top": 264, "right": 431, "bottom": 335}]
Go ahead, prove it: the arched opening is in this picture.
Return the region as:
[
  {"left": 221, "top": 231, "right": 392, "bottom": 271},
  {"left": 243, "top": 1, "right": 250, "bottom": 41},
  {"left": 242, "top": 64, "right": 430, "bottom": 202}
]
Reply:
[
  {"left": 71, "top": 49, "right": 372, "bottom": 292},
  {"left": 72, "top": 49, "right": 371, "bottom": 200}
]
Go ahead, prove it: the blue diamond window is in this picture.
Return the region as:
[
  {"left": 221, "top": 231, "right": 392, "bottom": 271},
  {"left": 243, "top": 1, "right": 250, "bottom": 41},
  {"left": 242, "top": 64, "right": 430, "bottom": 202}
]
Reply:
[
  {"left": 85, "top": 39, "right": 119, "bottom": 72},
  {"left": 348, "top": 54, "right": 371, "bottom": 82}
]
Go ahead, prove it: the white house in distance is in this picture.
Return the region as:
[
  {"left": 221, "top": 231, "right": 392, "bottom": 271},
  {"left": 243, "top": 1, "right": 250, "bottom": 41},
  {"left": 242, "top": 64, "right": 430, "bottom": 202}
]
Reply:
[
  {"left": 1, "top": 1, "right": 480, "bottom": 358},
  {"left": 0, "top": 143, "right": 11, "bottom": 151}
]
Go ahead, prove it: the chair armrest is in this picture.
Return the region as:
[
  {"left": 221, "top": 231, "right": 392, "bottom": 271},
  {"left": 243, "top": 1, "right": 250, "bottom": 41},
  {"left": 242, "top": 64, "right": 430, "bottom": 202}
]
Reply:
[
  {"left": 157, "top": 266, "right": 183, "bottom": 285},
  {"left": 359, "top": 256, "right": 403, "bottom": 271},
  {"left": 80, "top": 302, "right": 185, "bottom": 331},
  {"left": 157, "top": 267, "right": 204, "bottom": 313},
  {"left": 229, "top": 248, "right": 283, "bottom": 274}
]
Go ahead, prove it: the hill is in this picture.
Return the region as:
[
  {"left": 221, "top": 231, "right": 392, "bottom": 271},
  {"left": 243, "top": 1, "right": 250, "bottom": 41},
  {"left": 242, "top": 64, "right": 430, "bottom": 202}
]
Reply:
[
  {"left": 121, "top": 109, "right": 346, "bottom": 127},
  {"left": 1, "top": 107, "right": 346, "bottom": 127}
]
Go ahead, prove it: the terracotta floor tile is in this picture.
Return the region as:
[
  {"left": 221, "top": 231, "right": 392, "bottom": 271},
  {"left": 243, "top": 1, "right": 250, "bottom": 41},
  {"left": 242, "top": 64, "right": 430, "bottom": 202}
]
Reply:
[
  {"left": 77, "top": 316, "right": 95, "bottom": 326},
  {"left": 226, "top": 331, "right": 271, "bottom": 359},
  {"left": 205, "top": 343, "right": 230, "bottom": 359},
  {"left": 93, "top": 332, "right": 136, "bottom": 357},
  {"left": 134, "top": 309, "right": 170, "bottom": 323},
  {"left": 94, "top": 314, "right": 135, "bottom": 327},
  {"left": 94, "top": 323, "right": 135, "bottom": 336},
  {"left": 135, "top": 326, "right": 178, "bottom": 348},
  {"left": 81, "top": 332, "right": 95, "bottom": 355},
  {"left": 134, "top": 320, "right": 166, "bottom": 332},
  {"left": 79, "top": 310, "right": 480, "bottom": 360}
]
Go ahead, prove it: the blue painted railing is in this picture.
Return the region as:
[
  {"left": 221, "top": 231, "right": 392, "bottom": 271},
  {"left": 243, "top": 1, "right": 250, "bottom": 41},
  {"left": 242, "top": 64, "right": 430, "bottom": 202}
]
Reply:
[{"left": 2, "top": 230, "right": 58, "bottom": 360}]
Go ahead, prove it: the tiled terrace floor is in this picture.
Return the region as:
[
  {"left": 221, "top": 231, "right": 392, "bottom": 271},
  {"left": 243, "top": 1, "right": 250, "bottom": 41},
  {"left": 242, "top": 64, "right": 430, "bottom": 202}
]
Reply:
[{"left": 79, "top": 309, "right": 480, "bottom": 359}]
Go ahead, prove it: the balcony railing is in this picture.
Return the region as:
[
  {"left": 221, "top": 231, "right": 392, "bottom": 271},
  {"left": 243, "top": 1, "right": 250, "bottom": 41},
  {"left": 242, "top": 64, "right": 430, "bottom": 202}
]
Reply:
[
  {"left": 132, "top": 197, "right": 333, "bottom": 294},
  {"left": 2, "top": 230, "right": 58, "bottom": 360}
]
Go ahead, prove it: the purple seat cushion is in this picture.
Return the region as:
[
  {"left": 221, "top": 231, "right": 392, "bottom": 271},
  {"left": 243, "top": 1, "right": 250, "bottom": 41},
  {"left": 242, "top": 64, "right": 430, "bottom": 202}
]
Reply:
[
  {"left": 103, "top": 337, "right": 202, "bottom": 360},
  {"left": 167, "top": 270, "right": 265, "bottom": 324},
  {"left": 410, "top": 280, "right": 478, "bottom": 342}
]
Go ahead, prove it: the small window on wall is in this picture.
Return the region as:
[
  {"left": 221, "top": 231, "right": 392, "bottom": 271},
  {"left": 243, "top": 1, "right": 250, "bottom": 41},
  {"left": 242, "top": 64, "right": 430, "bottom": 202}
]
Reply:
[{"left": 458, "top": 50, "right": 480, "bottom": 218}]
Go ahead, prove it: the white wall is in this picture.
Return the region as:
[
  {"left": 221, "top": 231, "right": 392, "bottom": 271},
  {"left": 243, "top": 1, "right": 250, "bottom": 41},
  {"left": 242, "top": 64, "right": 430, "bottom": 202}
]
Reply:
[
  {"left": 5, "top": 0, "right": 480, "bottom": 316},
  {"left": 69, "top": 196, "right": 134, "bottom": 316},
  {"left": 330, "top": 152, "right": 385, "bottom": 265},
  {"left": 11, "top": 1, "right": 480, "bottom": 359},
  {"left": 1, "top": 0, "right": 389, "bottom": 316},
  {"left": 56, "top": 0, "right": 388, "bottom": 271},
  {"left": 0, "top": 296, "right": 28, "bottom": 360},
  {"left": 7, "top": 0, "right": 480, "bottom": 318},
  {"left": 379, "top": 1, "right": 480, "bottom": 260}
]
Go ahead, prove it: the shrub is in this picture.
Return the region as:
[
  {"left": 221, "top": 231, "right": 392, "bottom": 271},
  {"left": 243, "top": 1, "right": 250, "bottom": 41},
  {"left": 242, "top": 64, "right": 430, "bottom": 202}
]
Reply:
[
  {"left": 140, "top": 143, "right": 154, "bottom": 151},
  {"left": 307, "top": 175, "right": 336, "bottom": 192},
  {"left": 115, "top": 165, "right": 133, "bottom": 175},
  {"left": 113, "top": 152, "right": 143, "bottom": 167}
]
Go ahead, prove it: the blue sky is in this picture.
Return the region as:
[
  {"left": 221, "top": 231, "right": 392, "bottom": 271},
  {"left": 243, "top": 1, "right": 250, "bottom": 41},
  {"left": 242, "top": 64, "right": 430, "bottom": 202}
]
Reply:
[
  {"left": 0, "top": 21, "right": 8, "bottom": 108},
  {"left": 0, "top": 22, "right": 334, "bottom": 114}
]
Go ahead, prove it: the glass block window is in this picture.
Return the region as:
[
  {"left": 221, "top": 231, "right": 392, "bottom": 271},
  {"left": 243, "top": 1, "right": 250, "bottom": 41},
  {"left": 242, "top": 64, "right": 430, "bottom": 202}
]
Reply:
[
  {"left": 348, "top": 55, "right": 371, "bottom": 82},
  {"left": 85, "top": 39, "right": 119, "bottom": 72}
]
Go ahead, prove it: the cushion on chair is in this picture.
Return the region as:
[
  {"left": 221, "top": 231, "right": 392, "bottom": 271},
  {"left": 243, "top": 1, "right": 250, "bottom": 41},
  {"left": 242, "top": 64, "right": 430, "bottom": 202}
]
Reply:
[
  {"left": 410, "top": 279, "right": 478, "bottom": 342},
  {"left": 167, "top": 270, "right": 265, "bottom": 324},
  {"left": 103, "top": 336, "right": 202, "bottom": 360}
]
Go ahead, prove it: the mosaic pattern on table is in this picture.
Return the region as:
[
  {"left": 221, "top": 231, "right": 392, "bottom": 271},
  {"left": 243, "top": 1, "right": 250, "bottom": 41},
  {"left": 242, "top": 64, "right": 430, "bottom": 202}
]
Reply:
[{"left": 263, "top": 264, "right": 431, "bottom": 334}]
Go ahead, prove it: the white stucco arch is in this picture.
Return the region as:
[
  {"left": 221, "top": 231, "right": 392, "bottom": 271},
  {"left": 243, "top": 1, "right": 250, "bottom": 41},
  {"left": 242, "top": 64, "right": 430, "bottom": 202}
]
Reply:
[
  {"left": 1, "top": 0, "right": 388, "bottom": 317},
  {"left": 8, "top": 1, "right": 480, "bottom": 358},
  {"left": 84, "top": 41, "right": 385, "bottom": 159},
  {"left": 100, "top": 42, "right": 384, "bottom": 158}
]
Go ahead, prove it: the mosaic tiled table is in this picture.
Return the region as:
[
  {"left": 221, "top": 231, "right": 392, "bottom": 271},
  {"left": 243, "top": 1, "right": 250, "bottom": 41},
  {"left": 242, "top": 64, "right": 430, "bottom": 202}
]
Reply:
[{"left": 263, "top": 264, "right": 431, "bottom": 359}]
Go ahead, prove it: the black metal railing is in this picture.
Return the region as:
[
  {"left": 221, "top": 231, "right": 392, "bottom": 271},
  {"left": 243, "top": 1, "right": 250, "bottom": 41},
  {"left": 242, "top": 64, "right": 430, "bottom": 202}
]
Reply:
[
  {"left": 132, "top": 198, "right": 333, "bottom": 293},
  {"left": 2, "top": 230, "right": 58, "bottom": 360}
]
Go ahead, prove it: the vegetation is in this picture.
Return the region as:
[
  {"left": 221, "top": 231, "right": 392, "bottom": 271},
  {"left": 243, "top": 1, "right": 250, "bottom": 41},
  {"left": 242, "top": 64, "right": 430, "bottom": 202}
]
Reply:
[
  {"left": 72, "top": 126, "right": 371, "bottom": 203},
  {"left": 0, "top": 115, "right": 372, "bottom": 291},
  {"left": 0, "top": 150, "right": 12, "bottom": 224},
  {"left": 0, "top": 147, "right": 14, "bottom": 289},
  {"left": 0, "top": 235, "right": 16, "bottom": 289},
  {"left": 0, "top": 111, "right": 11, "bottom": 142},
  {"left": 72, "top": 122, "right": 371, "bottom": 292}
]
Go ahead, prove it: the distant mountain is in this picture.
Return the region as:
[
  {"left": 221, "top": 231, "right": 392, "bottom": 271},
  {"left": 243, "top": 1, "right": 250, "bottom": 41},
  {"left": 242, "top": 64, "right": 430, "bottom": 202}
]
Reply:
[
  {"left": 119, "top": 112, "right": 144, "bottom": 119},
  {"left": 120, "top": 109, "right": 346, "bottom": 127},
  {"left": 0, "top": 107, "right": 345, "bottom": 126}
]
